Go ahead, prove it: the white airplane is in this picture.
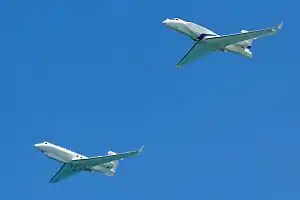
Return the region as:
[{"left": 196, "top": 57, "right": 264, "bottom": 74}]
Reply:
[
  {"left": 34, "top": 141, "right": 144, "bottom": 183},
  {"left": 162, "top": 18, "right": 283, "bottom": 68}
]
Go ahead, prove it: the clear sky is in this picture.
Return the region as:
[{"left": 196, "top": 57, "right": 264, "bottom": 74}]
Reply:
[{"left": 0, "top": 0, "right": 299, "bottom": 199}]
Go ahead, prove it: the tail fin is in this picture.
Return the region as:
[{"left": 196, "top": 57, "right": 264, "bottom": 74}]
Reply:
[
  {"left": 241, "top": 30, "right": 255, "bottom": 50},
  {"left": 108, "top": 151, "right": 119, "bottom": 171}
]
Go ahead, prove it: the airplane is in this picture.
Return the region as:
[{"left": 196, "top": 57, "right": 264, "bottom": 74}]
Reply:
[
  {"left": 162, "top": 17, "right": 283, "bottom": 68},
  {"left": 34, "top": 141, "right": 144, "bottom": 183}
]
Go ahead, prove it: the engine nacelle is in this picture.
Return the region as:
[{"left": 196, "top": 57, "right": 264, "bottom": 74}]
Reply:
[
  {"left": 243, "top": 49, "right": 252, "bottom": 58},
  {"left": 102, "top": 162, "right": 114, "bottom": 169}
]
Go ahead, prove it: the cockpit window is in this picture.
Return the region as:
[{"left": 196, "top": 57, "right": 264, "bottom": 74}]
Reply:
[
  {"left": 44, "top": 142, "right": 48, "bottom": 144},
  {"left": 173, "top": 18, "right": 179, "bottom": 20}
]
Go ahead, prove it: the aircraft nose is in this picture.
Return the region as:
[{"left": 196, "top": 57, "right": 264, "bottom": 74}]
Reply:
[
  {"left": 162, "top": 19, "right": 169, "bottom": 25},
  {"left": 34, "top": 143, "right": 41, "bottom": 149}
]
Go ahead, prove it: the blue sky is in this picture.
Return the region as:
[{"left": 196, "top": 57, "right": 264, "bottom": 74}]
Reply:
[{"left": 0, "top": 0, "right": 299, "bottom": 199}]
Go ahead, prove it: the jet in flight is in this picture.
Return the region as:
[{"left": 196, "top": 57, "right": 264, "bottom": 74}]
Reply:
[
  {"left": 34, "top": 141, "right": 144, "bottom": 183},
  {"left": 162, "top": 18, "right": 283, "bottom": 68}
]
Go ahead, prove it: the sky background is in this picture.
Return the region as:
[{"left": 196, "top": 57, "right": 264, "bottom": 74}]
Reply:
[{"left": 0, "top": 0, "right": 299, "bottom": 199}]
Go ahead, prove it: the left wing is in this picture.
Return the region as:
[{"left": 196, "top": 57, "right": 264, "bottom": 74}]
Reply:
[
  {"left": 49, "top": 163, "right": 82, "bottom": 183},
  {"left": 176, "top": 42, "right": 217, "bottom": 68},
  {"left": 71, "top": 145, "right": 144, "bottom": 168}
]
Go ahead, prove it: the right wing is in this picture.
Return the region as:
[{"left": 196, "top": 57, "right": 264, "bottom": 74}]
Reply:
[
  {"left": 49, "top": 163, "right": 82, "bottom": 183},
  {"left": 205, "top": 22, "right": 283, "bottom": 48},
  {"left": 71, "top": 145, "right": 144, "bottom": 168}
]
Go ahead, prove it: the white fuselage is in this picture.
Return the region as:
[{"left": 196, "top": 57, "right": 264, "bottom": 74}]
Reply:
[
  {"left": 162, "top": 18, "right": 252, "bottom": 58},
  {"left": 34, "top": 142, "right": 114, "bottom": 175}
]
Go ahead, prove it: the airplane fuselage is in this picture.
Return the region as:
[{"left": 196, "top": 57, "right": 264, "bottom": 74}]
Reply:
[
  {"left": 162, "top": 18, "right": 252, "bottom": 58},
  {"left": 34, "top": 142, "right": 115, "bottom": 175}
]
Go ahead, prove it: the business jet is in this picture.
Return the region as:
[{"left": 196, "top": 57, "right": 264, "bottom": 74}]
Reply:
[
  {"left": 162, "top": 18, "right": 283, "bottom": 68},
  {"left": 34, "top": 141, "right": 144, "bottom": 183}
]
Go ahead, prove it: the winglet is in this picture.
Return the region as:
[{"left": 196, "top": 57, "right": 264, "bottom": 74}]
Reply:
[
  {"left": 138, "top": 145, "right": 144, "bottom": 154},
  {"left": 176, "top": 64, "right": 184, "bottom": 69},
  {"left": 277, "top": 22, "right": 283, "bottom": 30}
]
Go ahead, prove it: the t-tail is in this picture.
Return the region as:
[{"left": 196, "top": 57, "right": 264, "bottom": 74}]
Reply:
[
  {"left": 240, "top": 22, "right": 283, "bottom": 58},
  {"left": 105, "top": 145, "right": 144, "bottom": 176}
]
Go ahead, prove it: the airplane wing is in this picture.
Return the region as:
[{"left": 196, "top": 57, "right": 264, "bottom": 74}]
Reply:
[
  {"left": 176, "top": 42, "right": 218, "bottom": 68},
  {"left": 49, "top": 163, "right": 82, "bottom": 183},
  {"left": 176, "top": 22, "right": 283, "bottom": 67},
  {"left": 71, "top": 145, "right": 144, "bottom": 168},
  {"left": 205, "top": 22, "right": 283, "bottom": 48}
]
